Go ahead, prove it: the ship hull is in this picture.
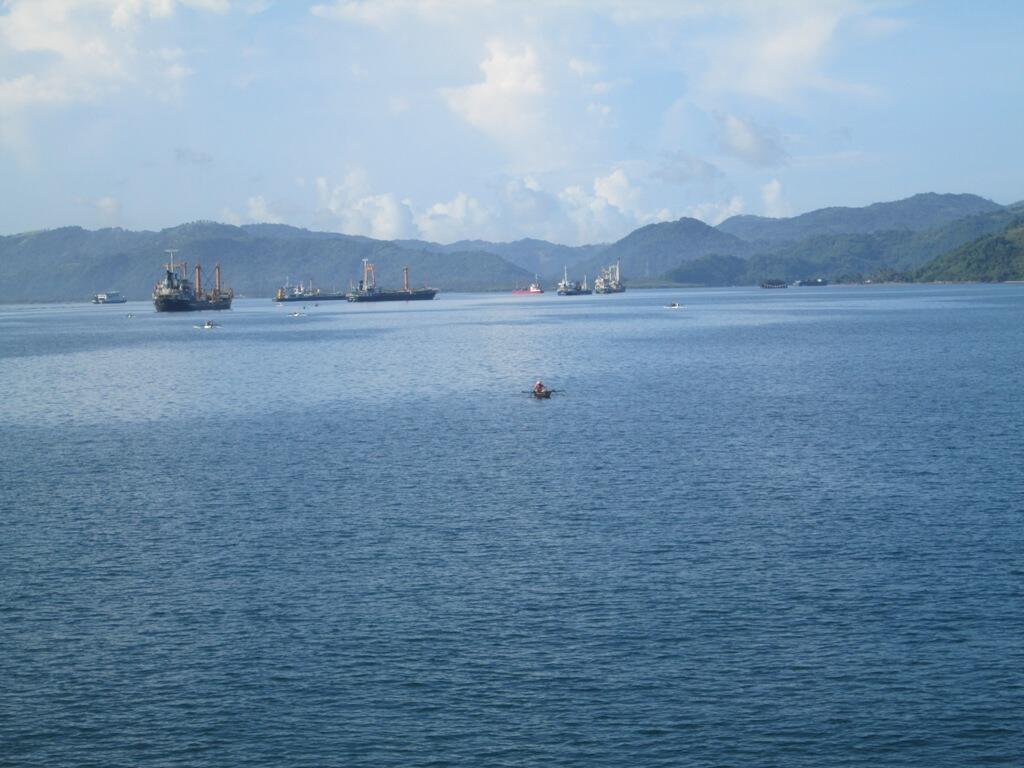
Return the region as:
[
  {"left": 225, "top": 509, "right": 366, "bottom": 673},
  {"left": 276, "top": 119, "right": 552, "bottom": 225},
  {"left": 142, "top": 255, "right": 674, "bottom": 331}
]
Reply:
[
  {"left": 154, "top": 296, "right": 232, "bottom": 312},
  {"left": 347, "top": 289, "right": 437, "bottom": 302},
  {"left": 275, "top": 293, "right": 348, "bottom": 302}
]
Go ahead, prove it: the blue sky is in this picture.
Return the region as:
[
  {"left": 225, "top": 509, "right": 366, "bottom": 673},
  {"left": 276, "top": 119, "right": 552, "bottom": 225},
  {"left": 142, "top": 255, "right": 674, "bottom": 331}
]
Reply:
[{"left": 1, "top": 0, "right": 1021, "bottom": 243}]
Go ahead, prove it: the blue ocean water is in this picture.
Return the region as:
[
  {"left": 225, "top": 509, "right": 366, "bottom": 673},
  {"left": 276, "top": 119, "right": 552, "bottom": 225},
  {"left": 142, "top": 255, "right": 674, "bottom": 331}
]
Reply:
[{"left": 1, "top": 285, "right": 1022, "bottom": 767}]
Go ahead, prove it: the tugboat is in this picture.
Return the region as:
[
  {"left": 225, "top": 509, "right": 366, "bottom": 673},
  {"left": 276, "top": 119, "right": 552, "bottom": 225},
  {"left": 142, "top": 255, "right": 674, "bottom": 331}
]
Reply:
[
  {"left": 153, "top": 250, "right": 233, "bottom": 312},
  {"left": 92, "top": 291, "right": 127, "bottom": 304},
  {"left": 346, "top": 261, "right": 437, "bottom": 302},
  {"left": 793, "top": 277, "right": 829, "bottom": 287},
  {"left": 593, "top": 260, "right": 625, "bottom": 293},
  {"left": 274, "top": 278, "right": 347, "bottom": 302},
  {"left": 556, "top": 266, "right": 592, "bottom": 296},
  {"left": 512, "top": 276, "right": 545, "bottom": 295}
]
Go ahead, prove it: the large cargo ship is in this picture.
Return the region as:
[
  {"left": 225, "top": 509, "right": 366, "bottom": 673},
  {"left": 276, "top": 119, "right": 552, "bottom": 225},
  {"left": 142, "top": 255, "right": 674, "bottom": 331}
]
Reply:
[
  {"left": 153, "top": 250, "right": 233, "bottom": 312},
  {"left": 594, "top": 260, "right": 625, "bottom": 293},
  {"left": 274, "top": 279, "right": 347, "bottom": 302},
  {"left": 556, "top": 266, "right": 591, "bottom": 296},
  {"left": 347, "top": 260, "right": 437, "bottom": 302}
]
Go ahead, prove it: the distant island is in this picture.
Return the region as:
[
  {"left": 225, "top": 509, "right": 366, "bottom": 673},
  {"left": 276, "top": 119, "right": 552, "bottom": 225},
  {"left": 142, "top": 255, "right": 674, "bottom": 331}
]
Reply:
[{"left": 1, "top": 192, "right": 1022, "bottom": 302}]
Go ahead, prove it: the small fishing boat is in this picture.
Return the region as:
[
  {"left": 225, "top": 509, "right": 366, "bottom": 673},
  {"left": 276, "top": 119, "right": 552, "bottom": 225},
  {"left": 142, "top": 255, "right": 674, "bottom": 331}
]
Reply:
[{"left": 532, "top": 388, "right": 552, "bottom": 399}]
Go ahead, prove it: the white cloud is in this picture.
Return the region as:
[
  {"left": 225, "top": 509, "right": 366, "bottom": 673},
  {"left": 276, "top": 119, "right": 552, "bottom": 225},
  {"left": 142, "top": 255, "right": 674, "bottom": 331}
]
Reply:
[
  {"left": 717, "top": 113, "right": 787, "bottom": 167},
  {"left": 311, "top": 0, "right": 473, "bottom": 26},
  {"left": 416, "top": 192, "right": 490, "bottom": 243},
  {"left": 315, "top": 172, "right": 416, "bottom": 239},
  {"left": 700, "top": 6, "right": 870, "bottom": 101},
  {"left": 568, "top": 57, "right": 598, "bottom": 77},
  {"left": 95, "top": 195, "right": 121, "bottom": 225},
  {"left": 683, "top": 195, "right": 745, "bottom": 226},
  {"left": 247, "top": 195, "right": 282, "bottom": 223},
  {"left": 586, "top": 101, "right": 612, "bottom": 121},
  {"left": 388, "top": 96, "right": 410, "bottom": 114},
  {"left": 305, "top": 168, "right": 677, "bottom": 245},
  {"left": 442, "top": 41, "right": 546, "bottom": 153},
  {"left": 75, "top": 193, "right": 123, "bottom": 226},
  {"left": 554, "top": 168, "right": 672, "bottom": 243},
  {"left": 0, "top": 0, "right": 223, "bottom": 113},
  {"left": 760, "top": 178, "right": 790, "bottom": 218},
  {"left": 653, "top": 151, "right": 723, "bottom": 185},
  {"left": 593, "top": 168, "right": 637, "bottom": 213}
]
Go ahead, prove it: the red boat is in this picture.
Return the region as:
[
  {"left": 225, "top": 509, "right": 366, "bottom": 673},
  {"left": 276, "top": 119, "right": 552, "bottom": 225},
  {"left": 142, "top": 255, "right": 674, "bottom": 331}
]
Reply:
[{"left": 512, "top": 277, "right": 544, "bottom": 295}]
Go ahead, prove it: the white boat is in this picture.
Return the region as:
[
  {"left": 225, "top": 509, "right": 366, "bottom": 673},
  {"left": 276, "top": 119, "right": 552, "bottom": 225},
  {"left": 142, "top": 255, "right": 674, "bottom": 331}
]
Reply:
[{"left": 92, "top": 291, "right": 127, "bottom": 304}]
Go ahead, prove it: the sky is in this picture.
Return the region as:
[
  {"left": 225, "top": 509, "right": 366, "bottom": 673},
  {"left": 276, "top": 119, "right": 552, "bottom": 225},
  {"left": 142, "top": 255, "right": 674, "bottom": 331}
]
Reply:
[{"left": 1, "top": 0, "right": 1022, "bottom": 244}]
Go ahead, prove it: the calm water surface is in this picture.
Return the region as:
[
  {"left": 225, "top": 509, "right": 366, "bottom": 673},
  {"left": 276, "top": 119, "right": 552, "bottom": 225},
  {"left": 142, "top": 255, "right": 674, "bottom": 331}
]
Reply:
[{"left": 2, "top": 285, "right": 1022, "bottom": 766}]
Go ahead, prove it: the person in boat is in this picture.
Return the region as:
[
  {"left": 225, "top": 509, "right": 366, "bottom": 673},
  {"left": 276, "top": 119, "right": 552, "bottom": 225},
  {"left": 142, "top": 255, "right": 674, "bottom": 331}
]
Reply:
[{"left": 533, "top": 379, "right": 547, "bottom": 395}]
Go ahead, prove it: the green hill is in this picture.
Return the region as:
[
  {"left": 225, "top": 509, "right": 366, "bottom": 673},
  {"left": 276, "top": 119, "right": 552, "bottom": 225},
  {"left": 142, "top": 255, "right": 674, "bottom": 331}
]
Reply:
[
  {"left": 3, "top": 193, "right": 1022, "bottom": 301},
  {"left": 394, "top": 237, "right": 605, "bottom": 278},
  {"left": 0, "top": 222, "right": 533, "bottom": 302},
  {"left": 916, "top": 221, "right": 1024, "bottom": 282},
  {"left": 585, "top": 217, "right": 749, "bottom": 281},
  {"left": 661, "top": 206, "right": 1022, "bottom": 286},
  {"left": 717, "top": 193, "right": 1000, "bottom": 244}
]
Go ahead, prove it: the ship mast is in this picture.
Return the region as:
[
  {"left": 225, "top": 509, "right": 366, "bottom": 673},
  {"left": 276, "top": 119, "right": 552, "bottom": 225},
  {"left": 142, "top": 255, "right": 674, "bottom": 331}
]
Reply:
[
  {"left": 403, "top": 266, "right": 410, "bottom": 292},
  {"left": 194, "top": 263, "right": 202, "bottom": 296},
  {"left": 164, "top": 248, "right": 179, "bottom": 273},
  {"left": 214, "top": 263, "right": 222, "bottom": 297},
  {"left": 362, "top": 259, "right": 376, "bottom": 290}
]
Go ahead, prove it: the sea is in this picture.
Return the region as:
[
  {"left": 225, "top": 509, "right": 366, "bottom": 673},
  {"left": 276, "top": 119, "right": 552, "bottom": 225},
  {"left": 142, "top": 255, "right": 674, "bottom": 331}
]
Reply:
[{"left": 1, "top": 284, "right": 1022, "bottom": 767}]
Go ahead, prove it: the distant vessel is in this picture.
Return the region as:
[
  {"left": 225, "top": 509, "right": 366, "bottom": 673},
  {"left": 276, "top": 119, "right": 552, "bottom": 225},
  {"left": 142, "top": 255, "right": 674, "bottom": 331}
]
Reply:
[
  {"left": 274, "top": 279, "right": 346, "bottom": 302},
  {"left": 513, "top": 276, "right": 545, "bottom": 295},
  {"left": 594, "top": 260, "right": 625, "bottom": 293},
  {"left": 794, "top": 278, "right": 829, "bottom": 287},
  {"left": 556, "top": 266, "right": 592, "bottom": 296},
  {"left": 760, "top": 279, "right": 788, "bottom": 289},
  {"left": 152, "top": 250, "right": 233, "bottom": 312},
  {"left": 346, "top": 261, "right": 437, "bottom": 302},
  {"left": 92, "top": 291, "right": 127, "bottom": 304}
]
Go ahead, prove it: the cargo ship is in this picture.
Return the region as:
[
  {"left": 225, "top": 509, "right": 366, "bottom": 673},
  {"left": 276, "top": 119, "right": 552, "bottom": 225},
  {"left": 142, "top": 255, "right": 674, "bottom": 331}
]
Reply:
[
  {"left": 594, "top": 260, "right": 625, "bottom": 293},
  {"left": 512, "top": 276, "right": 545, "bottom": 295},
  {"left": 274, "top": 279, "right": 347, "bottom": 302},
  {"left": 153, "top": 250, "right": 233, "bottom": 312},
  {"left": 346, "top": 260, "right": 437, "bottom": 302},
  {"left": 92, "top": 291, "right": 127, "bottom": 304},
  {"left": 556, "top": 266, "right": 592, "bottom": 296}
]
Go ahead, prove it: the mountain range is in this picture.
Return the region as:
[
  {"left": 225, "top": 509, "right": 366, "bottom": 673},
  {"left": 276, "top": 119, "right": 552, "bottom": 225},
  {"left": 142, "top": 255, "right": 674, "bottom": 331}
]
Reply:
[{"left": 1, "top": 192, "right": 1022, "bottom": 302}]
